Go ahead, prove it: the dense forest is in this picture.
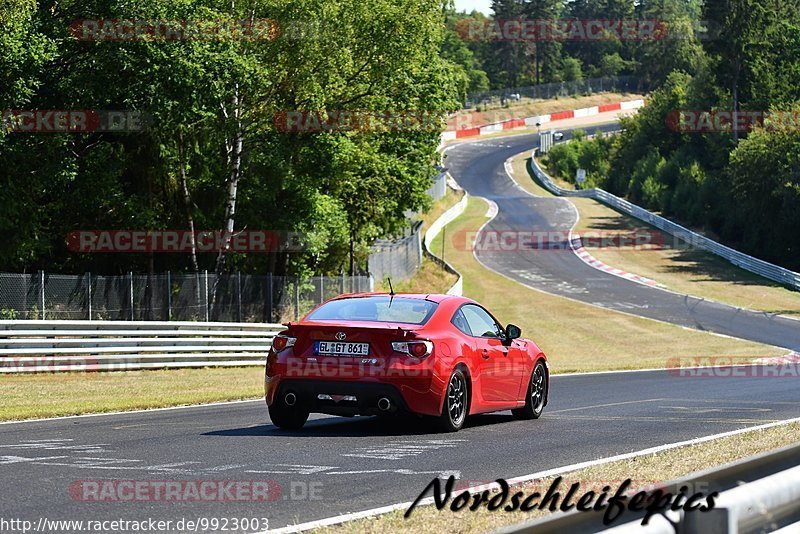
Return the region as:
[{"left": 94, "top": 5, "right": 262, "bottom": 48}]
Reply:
[
  {"left": 543, "top": 1, "right": 800, "bottom": 270},
  {"left": 2, "top": 0, "right": 798, "bottom": 277},
  {"left": 1, "top": 0, "right": 460, "bottom": 278}
]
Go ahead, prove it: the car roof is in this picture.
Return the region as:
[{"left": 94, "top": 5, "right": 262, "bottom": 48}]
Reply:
[{"left": 329, "top": 292, "right": 465, "bottom": 304}]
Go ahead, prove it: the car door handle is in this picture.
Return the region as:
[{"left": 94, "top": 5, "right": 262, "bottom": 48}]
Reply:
[{"left": 482, "top": 349, "right": 490, "bottom": 359}]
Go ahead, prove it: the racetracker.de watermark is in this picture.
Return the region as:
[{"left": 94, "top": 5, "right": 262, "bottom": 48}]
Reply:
[
  {"left": 69, "top": 18, "right": 280, "bottom": 41},
  {"left": 66, "top": 230, "right": 306, "bottom": 253},
  {"left": 451, "top": 229, "right": 685, "bottom": 252},
  {"left": 2, "top": 110, "right": 148, "bottom": 133},
  {"left": 666, "top": 110, "right": 800, "bottom": 133},
  {"left": 455, "top": 19, "right": 669, "bottom": 42},
  {"left": 0, "top": 357, "right": 101, "bottom": 374},
  {"left": 666, "top": 356, "right": 800, "bottom": 378},
  {"left": 68, "top": 480, "right": 296, "bottom": 502},
  {"left": 274, "top": 110, "right": 447, "bottom": 133}
]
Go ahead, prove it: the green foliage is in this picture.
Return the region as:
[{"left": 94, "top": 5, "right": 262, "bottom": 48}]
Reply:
[
  {"left": 561, "top": 57, "right": 583, "bottom": 82},
  {"left": 543, "top": 0, "right": 800, "bottom": 270},
  {"left": 0, "top": 0, "right": 459, "bottom": 277}
]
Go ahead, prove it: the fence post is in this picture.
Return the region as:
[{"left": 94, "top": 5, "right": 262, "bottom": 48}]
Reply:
[
  {"left": 237, "top": 271, "right": 242, "bottom": 323},
  {"left": 166, "top": 271, "right": 172, "bottom": 321},
  {"left": 203, "top": 270, "right": 209, "bottom": 322},
  {"left": 129, "top": 272, "right": 134, "bottom": 320},
  {"left": 441, "top": 226, "right": 446, "bottom": 268},
  {"left": 266, "top": 273, "right": 273, "bottom": 323},
  {"left": 294, "top": 275, "right": 300, "bottom": 321},
  {"left": 39, "top": 270, "right": 45, "bottom": 320},
  {"left": 87, "top": 272, "right": 92, "bottom": 320},
  {"left": 340, "top": 273, "right": 344, "bottom": 296}
]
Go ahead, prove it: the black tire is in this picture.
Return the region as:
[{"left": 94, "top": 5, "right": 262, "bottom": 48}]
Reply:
[
  {"left": 512, "top": 361, "right": 547, "bottom": 420},
  {"left": 436, "top": 368, "right": 469, "bottom": 432},
  {"left": 268, "top": 397, "right": 309, "bottom": 430}
]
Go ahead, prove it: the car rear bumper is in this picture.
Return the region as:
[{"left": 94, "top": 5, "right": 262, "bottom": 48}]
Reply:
[
  {"left": 268, "top": 379, "right": 413, "bottom": 417},
  {"left": 266, "top": 375, "right": 442, "bottom": 417}
]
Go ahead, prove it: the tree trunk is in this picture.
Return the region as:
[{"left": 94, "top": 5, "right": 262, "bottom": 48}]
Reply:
[
  {"left": 178, "top": 131, "right": 200, "bottom": 274},
  {"left": 733, "top": 56, "right": 740, "bottom": 145},
  {"left": 177, "top": 130, "right": 201, "bottom": 310},
  {"left": 210, "top": 84, "right": 244, "bottom": 318}
]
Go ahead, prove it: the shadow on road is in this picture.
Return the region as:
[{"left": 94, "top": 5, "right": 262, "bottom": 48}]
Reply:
[{"left": 204, "top": 412, "right": 516, "bottom": 438}]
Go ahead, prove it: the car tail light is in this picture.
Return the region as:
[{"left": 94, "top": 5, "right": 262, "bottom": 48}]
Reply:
[
  {"left": 272, "top": 334, "right": 296, "bottom": 352},
  {"left": 391, "top": 340, "right": 434, "bottom": 359}
]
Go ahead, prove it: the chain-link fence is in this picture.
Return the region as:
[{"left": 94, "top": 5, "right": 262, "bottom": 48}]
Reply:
[
  {"left": 467, "top": 76, "right": 647, "bottom": 106},
  {"left": 368, "top": 221, "right": 423, "bottom": 284},
  {"left": 426, "top": 171, "right": 448, "bottom": 202},
  {"left": 0, "top": 271, "right": 373, "bottom": 322}
]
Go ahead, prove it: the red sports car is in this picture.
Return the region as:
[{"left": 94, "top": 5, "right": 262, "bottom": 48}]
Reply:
[{"left": 265, "top": 293, "right": 549, "bottom": 432}]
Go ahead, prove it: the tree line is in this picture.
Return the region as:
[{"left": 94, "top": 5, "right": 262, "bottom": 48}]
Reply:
[
  {"left": 543, "top": 0, "right": 800, "bottom": 270},
  {"left": 440, "top": 0, "right": 705, "bottom": 98},
  {"left": 0, "top": 0, "right": 460, "bottom": 280}
]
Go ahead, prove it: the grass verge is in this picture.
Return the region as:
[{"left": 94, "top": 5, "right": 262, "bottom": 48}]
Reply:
[
  {"left": 428, "top": 197, "right": 785, "bottom": 372},
  {"left": 0, "top": 366, "right": 263, "bottom": 421},
  {"left": 517, "top": 153, "right": 800, "bottom": 317},
  {"left": 318, "top": 421, "right": 800, "bottom": 533}
]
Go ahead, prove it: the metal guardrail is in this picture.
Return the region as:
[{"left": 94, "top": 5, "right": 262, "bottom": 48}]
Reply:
[
  {"left": 529, "top": 148, "right": 800, "bottom": 291},
  {"left": 497, "top": 441, "right": 800, "bottom": 533},
  {"left": 0, "top": 320, "right": 283, "bottom": 372},
  {"left": 422, "top": 185, "right": 469, "bottom": 297}
]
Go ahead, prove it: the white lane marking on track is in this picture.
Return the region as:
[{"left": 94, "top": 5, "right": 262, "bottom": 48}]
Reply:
[
  {"left": 245, "top": 465, "right": 337, "bottom": 475},
  {"left": 326, "top": 469, "right": 461, "bottom": 478},
  {"left": 341, "top": 439, "right": 467, "bottom": 461},
  {"left": 547, "top": 398, "right": 665, "bottom": 414},
  {"left": 265, "top": 415, "right": 800, "bottom": 534},
  {"left": 485, "top": 200, "right": 498, "bottom": 218},
  {"left": 0, "top": 455, "right": 69, "bottom": 464},
  {"left": 556, "top": 415, "right": 778, "bottom": 424},
  {"left": 0, "top": 439, "right": 111, "bottom": 453},
  {"left": 33, "top": 459, "right": 201, "bottom": 472},
  {"left": 662, "top": 406, "right": 772, "bottom": 414}
]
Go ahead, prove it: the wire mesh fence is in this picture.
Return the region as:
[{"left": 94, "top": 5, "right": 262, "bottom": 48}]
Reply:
[
  {"left": 0, "top": 272, "right": 373, "bottom": 323},
  {"left": 467, "top": 75, "right": 646, "bottom": 105},
  {"left": 368, "top": 221, "right": 423, "bottom": 284}
]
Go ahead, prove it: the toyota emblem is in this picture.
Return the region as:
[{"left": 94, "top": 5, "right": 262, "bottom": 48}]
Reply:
[{"left": 335, "top": 332, "right": 346, "bottom": 341}]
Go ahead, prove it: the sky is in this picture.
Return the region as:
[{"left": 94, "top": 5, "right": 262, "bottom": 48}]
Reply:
[{"left": 453, "top": 0, "right": 492, "bottom": 15}]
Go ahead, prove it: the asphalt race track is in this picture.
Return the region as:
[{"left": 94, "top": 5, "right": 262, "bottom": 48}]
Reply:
[
  {"left": 444, "top": 128, "right": 800, "bottom": 352},
  {"left": 2, "top": 370, "right": 800, "bottom": 531}
]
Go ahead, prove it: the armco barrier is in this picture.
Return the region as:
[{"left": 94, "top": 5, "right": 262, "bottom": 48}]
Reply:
[
  {"left": 499, "top": 441, "right": 800, "bottom": 533},
  {"left": 529, "top": 148, "right": 800, "bottom": 291},
  {"left": 423, "top": 189, "right": 469, "bottom": 296},
  {"left": 0, "top": 320, "right": 283, "bottom": 372}
]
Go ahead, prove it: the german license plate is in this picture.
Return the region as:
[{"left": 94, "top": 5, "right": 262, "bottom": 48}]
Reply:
[{"left": 314, "top": 341, "right": 370, "bottom": 356}]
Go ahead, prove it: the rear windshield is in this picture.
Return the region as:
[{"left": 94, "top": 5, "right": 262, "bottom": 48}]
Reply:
[{"left": 306, "top": 296, "right": 438, "bottom": 325}]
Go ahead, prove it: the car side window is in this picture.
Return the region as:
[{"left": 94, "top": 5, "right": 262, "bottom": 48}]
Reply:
[
  {"left": 461, "top": 305, "right": 502, "bottom": 338},
  {"left": 451, "top": 308, "right": 472, "bottom": 335}
]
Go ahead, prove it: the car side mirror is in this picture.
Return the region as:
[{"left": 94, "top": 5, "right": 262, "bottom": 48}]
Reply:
[{"left": 505, "top": 324, "right": 522, "bottom": 340}]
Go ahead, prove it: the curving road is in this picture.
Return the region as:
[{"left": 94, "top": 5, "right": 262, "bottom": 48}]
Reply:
[
  {"left": 444, "top": 127, "right": 800, "bottom": 351},
  {"left": 2, "top": 370, "right": 800, "bottom": 531}
]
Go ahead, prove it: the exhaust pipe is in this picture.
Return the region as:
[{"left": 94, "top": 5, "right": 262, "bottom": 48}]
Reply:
[
  {"left": 377, "top": 397, "right": 391, "bottom": 412},
  {"left": 284, "top": 392, "right": 297, "bottom": 406}
]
